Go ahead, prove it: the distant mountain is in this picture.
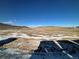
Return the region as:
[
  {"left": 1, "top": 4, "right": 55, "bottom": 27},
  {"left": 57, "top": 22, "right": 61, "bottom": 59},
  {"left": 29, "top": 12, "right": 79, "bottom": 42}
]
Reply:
[
  {"left": 0, "top": 23, "right": 30, "bottom": 30},
  {"left": 76, "top": 26, "right": 79, "bottom": 28},
  {"left": 34, "top": 26, "right": 74, "bottom": 31}
]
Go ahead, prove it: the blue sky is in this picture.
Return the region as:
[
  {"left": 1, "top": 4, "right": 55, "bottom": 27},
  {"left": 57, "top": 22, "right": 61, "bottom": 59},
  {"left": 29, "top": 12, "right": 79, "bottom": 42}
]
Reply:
[{"left": 0, "top": 0, "right": 79, "bottom": 26}]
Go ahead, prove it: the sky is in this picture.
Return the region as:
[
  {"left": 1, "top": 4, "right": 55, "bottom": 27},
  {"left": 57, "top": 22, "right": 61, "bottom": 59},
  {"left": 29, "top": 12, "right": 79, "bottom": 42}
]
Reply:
[{"left": 0, "top": 0, "right": 79, "bottom": 27}]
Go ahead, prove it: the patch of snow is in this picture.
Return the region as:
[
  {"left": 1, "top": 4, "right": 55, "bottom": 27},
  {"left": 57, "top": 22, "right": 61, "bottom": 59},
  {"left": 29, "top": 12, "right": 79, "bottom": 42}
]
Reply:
[
  {"left": 3, "top": 48, "right": 21, "bottom": 54},
  {"left": 8, "top": 33, "right": 30, "bottom": 38}
]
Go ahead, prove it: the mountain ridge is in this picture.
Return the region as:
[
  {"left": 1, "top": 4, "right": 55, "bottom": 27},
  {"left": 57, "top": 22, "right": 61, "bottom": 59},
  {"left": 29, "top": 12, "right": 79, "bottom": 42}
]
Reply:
[{"left": 0, "top": 23, "right": 29, "bottom": 30}]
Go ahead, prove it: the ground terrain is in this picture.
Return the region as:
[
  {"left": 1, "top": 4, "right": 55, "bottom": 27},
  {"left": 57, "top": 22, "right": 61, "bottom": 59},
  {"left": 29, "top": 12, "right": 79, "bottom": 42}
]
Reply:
[{"left": 0, "top": 23, "right": 79, "bottom": 59}]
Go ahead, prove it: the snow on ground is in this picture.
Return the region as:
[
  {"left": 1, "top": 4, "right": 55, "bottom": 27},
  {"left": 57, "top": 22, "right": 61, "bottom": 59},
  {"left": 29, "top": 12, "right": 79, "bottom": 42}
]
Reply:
[
  {"left": 0, "top": 32, "right": 79, "bottom": 59},
  {"left": 0, "top": 43, "right": 79, "bottom": 59},
  {"left": 9, "top": 33, "right": 30, "bottom": 38},
  {"left": 0, "top": 33, "right": 30, "bottom": 41},
  {"left": 0, "top": 32, "right": 79, "bottom": 41}
]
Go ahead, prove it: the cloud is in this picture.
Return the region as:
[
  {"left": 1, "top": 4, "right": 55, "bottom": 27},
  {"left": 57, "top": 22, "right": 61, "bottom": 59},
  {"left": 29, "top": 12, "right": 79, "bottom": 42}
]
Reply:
[
  {"left": 2, "top": 21, "right": 15, "bottom": 25},
  {"left": 28, "top": 25, "right": 43, "bottom": 28},
  {"left": 1, "top": 19, "right": 17, "bottom": 25}
]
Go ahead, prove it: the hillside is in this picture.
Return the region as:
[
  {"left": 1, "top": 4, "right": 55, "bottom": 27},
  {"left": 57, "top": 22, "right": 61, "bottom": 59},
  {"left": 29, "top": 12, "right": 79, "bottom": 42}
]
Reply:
[
  {"left": 0, "top": 24, "right": 79, "bottom": 59},
  {"left": 0, "top": 23, "right": 30, "bottom": 30},
  {"left": 32, "top": 26, "right": 79, "bottom": 36},
  {"left": 0, "top": 23, "right": 79, "bottom": 36}
]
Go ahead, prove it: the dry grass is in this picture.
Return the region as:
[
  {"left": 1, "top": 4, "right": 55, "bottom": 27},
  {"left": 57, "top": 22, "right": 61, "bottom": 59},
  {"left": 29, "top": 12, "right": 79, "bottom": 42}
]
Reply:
[
  {"left": 31, "top": 27, "right": 79, "bottom": 36},
  {"left": 1, "top": 38, "right": 41, "bottom": 53}
]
